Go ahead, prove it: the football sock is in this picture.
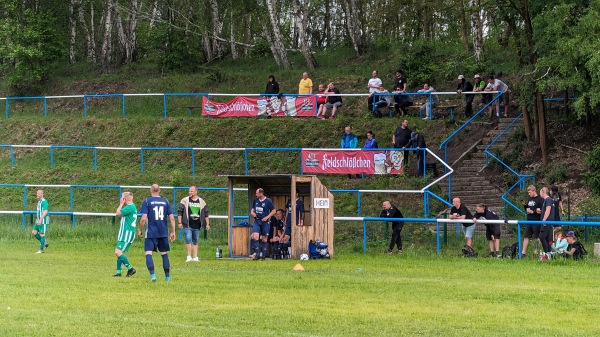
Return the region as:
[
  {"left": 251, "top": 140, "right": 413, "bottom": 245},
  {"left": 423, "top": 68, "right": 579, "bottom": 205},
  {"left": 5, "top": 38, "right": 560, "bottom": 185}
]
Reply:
[
  {"left": 116, "top": 259, "right": 123, "bottom": 272},
  {"left": 119, "top": 255, "right": 132, "bottom": 269},
  {"left": 251, "top": 239, "right": 259, "bottom": 255},
  {"left": 161, "top": 254, "right": 170, "bottom": 277},
  {"left": 40, "top": 236, "right": 46, "bottom": 251},
  {"left": 260, "top": 242, "right": 267, "bottom": 257},
  {"left": 34, "top": 233, "right": 41, "bottom": 241},
  {"left": 145, "top": 254, "right": 154, "bottom": 274}
]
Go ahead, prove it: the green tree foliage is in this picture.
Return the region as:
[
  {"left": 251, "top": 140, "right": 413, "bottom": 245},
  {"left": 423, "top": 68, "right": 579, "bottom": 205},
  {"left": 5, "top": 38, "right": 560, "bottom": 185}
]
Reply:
[
  {"left": 585, "top": 144, "right": 600, "bottom": 195},
  {"left": 0, "top": 2, "right": 66, "bottom": 94}
]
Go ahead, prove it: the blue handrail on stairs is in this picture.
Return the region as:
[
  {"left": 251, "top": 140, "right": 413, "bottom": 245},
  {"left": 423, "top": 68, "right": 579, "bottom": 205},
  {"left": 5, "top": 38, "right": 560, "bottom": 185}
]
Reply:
[
  {"left": 438, "top": 92, "right": 504, "bottom": 201},
  {"left": 483, "top": 113, "right": 535, "bottom": 216}
]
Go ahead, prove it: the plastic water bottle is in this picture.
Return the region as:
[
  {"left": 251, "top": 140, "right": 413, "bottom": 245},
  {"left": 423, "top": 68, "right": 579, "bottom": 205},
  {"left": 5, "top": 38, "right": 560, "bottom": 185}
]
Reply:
[{"left": 216, "top": 246, "right": 222, "bottom": 258}]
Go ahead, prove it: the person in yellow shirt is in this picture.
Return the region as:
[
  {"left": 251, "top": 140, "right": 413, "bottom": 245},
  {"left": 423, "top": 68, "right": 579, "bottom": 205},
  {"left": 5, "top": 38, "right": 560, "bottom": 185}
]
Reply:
[{"left": 298, "top": 72, "right": 313, "bottom": 94}]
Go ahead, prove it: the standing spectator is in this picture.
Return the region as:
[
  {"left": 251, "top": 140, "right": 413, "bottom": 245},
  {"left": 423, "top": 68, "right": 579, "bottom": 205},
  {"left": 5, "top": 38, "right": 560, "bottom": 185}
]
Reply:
[
  {"left": 138, "top": 184, "right": 176, "bottom": 282},
  {"left": 484, "top": 75, "right": 509, "bottom": 118},
  {"left": 367, "top": 70, "right": 382, "bottom": 112},
  {"left": 551, "top": 185, "right": 566, "bottom": 236},
  {"left": 263, "top": 75, "right": 281, "bottom": 118},
  {"left": 473, "top": 74, "right": 491, "bottom": 109},
  {"left": 392, "top": 119, "right": 412, "bottom": 172},
  {"left": 286, "top": 191, "right": 305, "bottom": 231},
  {"left": 32, "top": 189, "right": 49, "bottom": 254},
  {"left": 404, "top": 131, "right": 427, "bottom": 176},
  {"left": 317, "top": 82, "right": 343, "bottom": 119},
  {"left": 250, "top": 188, "right": 276, "bottom": 260},
  {"left": 393, "top": 69, "right": 409, "bottom": 116},
  {"left": 473, "top": 203, "right": 501, "bottom": 258},
  {"left": 457, "top": 75, "right": 474, "bottom": 117},
  {"left": 177, "top": 186, "right": 210, "bottom": 263},
  {"left": 298, "top": 71, "right": 313, "bottom": 94},
  {"left": 264, "top": 75, "right": 279, "bottom": 95},
  {"left": 521, "top": 185, "right": 544, "bottom": 258},
  {"left": 449, "top": 198, "right": 475, "bottom": 249},
  {"left": 539, "top": 187, "right": 555, "bottom": 260},
  {"left": 417, "top": 83, "right": 438, "bottom": 120},
  {"left": 341, "top": 125, "right": 358, "bottom": 149},
  {"left": 341, "top": 126, "right": 360, "bottom": 178},
  {"left": 364, "top": 131, "right": 378, "bottom": 149},
  {"left": 114, "top": 192, "right": 137, "bottom": 277},
  {"left": 380, "top": 201, "right": 405, "bottom": 254}
]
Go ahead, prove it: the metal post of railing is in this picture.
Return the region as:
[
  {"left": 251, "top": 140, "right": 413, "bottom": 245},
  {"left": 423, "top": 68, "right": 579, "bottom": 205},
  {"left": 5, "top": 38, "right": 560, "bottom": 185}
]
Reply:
[
  {"left": 163, "top": 94, "right": 167, "bottom": 118},
  {"left": 22, "top": 213, "right": 26, "bottom": 229},
  {"left": 357, "top": 191, "right": 361, "bottom": 216},
  {"left": 44, "top": 97, "right": 48, "bottom": 117},
  {"left": 69, "top": 187, "right": 74, "bottom": 211},
  {"left": 191, "top": 150, "right": 195, "bottom": 176},
  {"left": 121, "top": 95, "right": 126, "bottom": 118},
  {"left": 140, "top": 149, "right": 145, "bottom": 173},
  {"left": 436, "top": 221, "right": 440, "bottom": 254},
  {"left": 517, "top": 223, "right": 522, "bottom": 259},
  {"left": 5, "top": 98, "right": 9, "bottom": 119},
  {"left": 23, "top": 186, "right": 27, "bottom": 209},
  {"left": 244, "top": 149, "right": 249, "bottom": 175},
  {"left": 363, "top": 219, "right": 367, "bottom": 252},
  {"left": 428, "top": 92, "right": 433, "bottom": 120},
  {"left": 83, "top": 95, "right": 88, "bottom": 117},
  {"left": 10, "top": 145, "right": 15, "bottom": 167},
  {"left": 93, "top": 148, "right": 97, "bottom": 171},
  {"left": 49, "top": 146, "right": 54, "bottom": 168}
]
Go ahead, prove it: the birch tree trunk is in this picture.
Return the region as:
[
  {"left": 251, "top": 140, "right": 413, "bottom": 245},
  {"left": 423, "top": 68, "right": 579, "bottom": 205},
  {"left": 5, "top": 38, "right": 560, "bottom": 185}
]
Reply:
[
  {"left": 262, "top": 28, "right": 282, "bottom": 67},
  {"left": 114, "top": 0, "right": 138, "bottom": 64},
  {"left": 265, "top": 0, "right": 291, "bottom": 70},
  {"left": 470, "top": 0, "right": 484, "bottom": 63},
  {"left": 148, "top": 0, "right": 159, "bottom": 36},
  {"left": 78, "top": 0, "right": 96, "bottom": 62},
  {"left": 208, "top": 0, "right": 224, "bottom": 60},
  {"left": 292, "top": 0, "right": 317, "bottom": 69},
  {"left": 69, "top": 0, "right": 77, "bottom": 64},
  {"left": 341, "top": 0, "right": 364, "bottom": 56},
  {"left": 101, "top": 0, "right": 114, "bottom": 65},
  {"left": 229, "top": 11, "right": 238, "bottom": 60}
]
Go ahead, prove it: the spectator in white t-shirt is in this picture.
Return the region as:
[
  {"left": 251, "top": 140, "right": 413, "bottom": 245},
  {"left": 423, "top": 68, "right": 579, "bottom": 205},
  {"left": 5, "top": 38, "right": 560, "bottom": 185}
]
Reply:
[
  {"left": 484, "top": 75, "right": 509, "bottom": 118},
  {"left": 367, "top": 70, "right": 382, "bottom": 112}
]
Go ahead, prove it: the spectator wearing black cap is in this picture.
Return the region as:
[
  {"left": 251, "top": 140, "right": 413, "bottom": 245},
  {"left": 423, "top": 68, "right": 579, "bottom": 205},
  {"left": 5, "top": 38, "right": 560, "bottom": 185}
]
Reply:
[
  {"left": 403, "top": 131, "right": 427, "bottom": 176},
  {"left": 564, "top": 231, "right": 587, "bottom": 260},
  {"left": 457, "top": 75, "right": 474, "bottom": 117}
]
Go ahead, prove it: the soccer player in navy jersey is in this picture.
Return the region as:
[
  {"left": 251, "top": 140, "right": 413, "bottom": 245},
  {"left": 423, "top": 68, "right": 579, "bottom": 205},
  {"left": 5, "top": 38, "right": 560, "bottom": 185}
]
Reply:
[
  {"left": 250, "top": 188, "right": 276, "bottom": 260},
  {"left": 138, "top": 184, "right": 176, "bottom": 282}
]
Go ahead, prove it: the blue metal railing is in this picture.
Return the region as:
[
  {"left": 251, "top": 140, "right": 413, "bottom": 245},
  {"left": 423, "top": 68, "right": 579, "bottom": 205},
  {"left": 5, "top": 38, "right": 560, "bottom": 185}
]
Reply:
[
  {"left": 438, "top": 92, "right": 504, "bottom": 200},
  {"left": 483, "top": 113, "right": 535, "bottom": 215}
]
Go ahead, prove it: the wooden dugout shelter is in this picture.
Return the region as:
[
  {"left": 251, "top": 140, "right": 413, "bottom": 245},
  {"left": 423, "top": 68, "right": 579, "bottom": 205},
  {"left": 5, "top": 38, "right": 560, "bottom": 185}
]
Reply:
[{"left": 227, "top": 175, "right": 334, "bottom": 259}]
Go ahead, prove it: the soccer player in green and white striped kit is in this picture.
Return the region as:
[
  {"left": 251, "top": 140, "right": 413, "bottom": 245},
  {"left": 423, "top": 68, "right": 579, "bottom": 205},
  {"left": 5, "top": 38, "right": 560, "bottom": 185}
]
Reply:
[
  {"left": 114, "top": 192, "right": 137, "bottom": 277},
  {"left": 32, "top": 189, "right": 49, "bottom": 254}
]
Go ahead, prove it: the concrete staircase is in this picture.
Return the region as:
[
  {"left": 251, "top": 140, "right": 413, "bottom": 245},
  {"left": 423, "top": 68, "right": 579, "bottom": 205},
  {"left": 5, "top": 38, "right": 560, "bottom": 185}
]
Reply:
[{"left": 442, "top": 118, "right": 516, "bottom": 215}]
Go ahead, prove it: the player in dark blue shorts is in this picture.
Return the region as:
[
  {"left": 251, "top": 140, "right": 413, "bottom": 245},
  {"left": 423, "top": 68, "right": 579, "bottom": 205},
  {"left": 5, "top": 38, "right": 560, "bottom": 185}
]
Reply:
[
  {"left": 138, "top": 184, "right": 176, "bottom": 282},
  {"left": 250, "top": 188, "right": 276, "bottom": 260}
]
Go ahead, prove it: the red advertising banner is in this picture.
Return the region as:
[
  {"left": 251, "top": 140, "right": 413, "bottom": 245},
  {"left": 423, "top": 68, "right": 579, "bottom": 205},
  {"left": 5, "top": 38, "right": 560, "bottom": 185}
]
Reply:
[
  {"left": 301, "top": 150, "right": 405, "bottom": 175},
  {"left": 202, "top": 96, "right": 316, "bottom": 117}
]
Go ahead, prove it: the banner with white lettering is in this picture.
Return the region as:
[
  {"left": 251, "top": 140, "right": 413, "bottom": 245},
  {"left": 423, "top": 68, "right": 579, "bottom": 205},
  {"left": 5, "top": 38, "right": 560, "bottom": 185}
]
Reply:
[
  {"left": 202, "top": 96, "right": 316, "bottom": 117},
  {"left": 301, "top": 150, "right": 404, "bottom": 175}
]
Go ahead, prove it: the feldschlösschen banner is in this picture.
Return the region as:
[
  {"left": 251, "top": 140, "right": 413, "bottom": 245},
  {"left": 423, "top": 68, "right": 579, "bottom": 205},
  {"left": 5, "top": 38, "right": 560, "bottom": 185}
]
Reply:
[
  {"left": 202, "top": 96, "right": 316, "bottom": 117},
  {"left": 301, "top": 149, "right": 405, "bottom": 175}
]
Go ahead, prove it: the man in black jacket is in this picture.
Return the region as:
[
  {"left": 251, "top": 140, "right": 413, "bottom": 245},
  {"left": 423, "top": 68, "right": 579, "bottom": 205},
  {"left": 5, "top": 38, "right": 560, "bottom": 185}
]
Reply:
[
  {"left": 404, "top": 132, "right": 427, "bottom": 176},
  {"left": 521, "top": 185, "right": 544, "bottom": 258},
  {"left": 457, "top": 75, "right": 474, "bottom": 117},
  {"left": 381, "top": 201, "right": 405, "bottom": 254},
  {"left": 392, "top": 119, "right": 412, "bottom": 173}
]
